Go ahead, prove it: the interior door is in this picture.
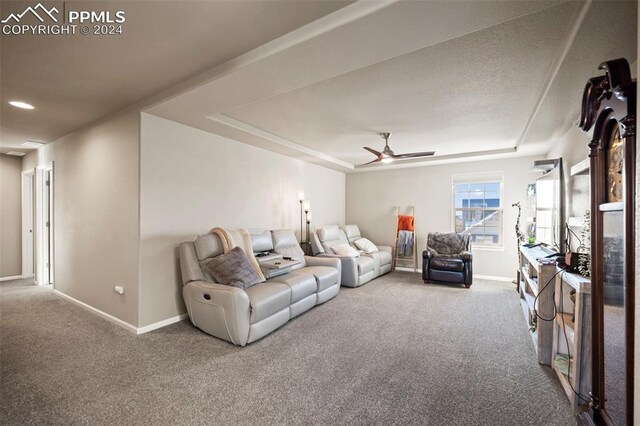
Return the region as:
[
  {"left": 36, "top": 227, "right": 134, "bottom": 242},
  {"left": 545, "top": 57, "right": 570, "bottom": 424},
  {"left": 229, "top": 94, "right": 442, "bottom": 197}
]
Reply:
[
  {"left": 43, "top": 170, "right": 52, "bottom": 285},
  {"left": 22, "top": 171, "right": 34, "bottom": 278}
]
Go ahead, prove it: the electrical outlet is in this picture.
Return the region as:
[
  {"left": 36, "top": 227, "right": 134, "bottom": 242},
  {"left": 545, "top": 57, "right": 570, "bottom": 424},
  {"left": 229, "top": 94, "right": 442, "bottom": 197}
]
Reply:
[{"left": 114, "top": 285, "right": 124, "bottom": 295}]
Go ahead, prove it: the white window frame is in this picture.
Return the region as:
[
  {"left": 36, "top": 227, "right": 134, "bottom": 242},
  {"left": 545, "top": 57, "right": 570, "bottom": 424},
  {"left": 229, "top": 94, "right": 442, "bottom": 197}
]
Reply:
[{"left": 451, "top": 172, "right": 504, "bottom": 250}]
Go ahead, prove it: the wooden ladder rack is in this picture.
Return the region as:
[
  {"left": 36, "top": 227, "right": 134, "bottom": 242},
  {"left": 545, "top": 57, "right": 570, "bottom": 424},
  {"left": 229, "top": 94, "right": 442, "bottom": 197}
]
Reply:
[{"left": 392, "top": 206, "right": 417, "bottom": 273}]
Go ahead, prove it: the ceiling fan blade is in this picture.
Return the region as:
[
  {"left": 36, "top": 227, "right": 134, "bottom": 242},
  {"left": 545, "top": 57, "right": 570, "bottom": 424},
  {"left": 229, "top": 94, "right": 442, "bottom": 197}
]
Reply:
[
  {"left": 392, "top": 151, "right": 436, "bottom": 159},
  {"left": 357, "top": 158, "right": 382, "bottom": 167},
  {"left": 363, "top": 146, "right": 382, "bottom": 156}
]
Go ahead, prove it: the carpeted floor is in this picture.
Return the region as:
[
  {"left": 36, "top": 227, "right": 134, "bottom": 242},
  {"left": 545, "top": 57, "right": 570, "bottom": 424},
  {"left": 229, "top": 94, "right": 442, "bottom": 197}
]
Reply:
[{"left": 1, "top": 273, "right": 573, "bottom": 425}]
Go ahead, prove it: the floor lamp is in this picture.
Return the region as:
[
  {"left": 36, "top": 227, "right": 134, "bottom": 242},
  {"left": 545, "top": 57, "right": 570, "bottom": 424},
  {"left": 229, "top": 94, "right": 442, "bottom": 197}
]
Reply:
[{"left": 298, "top": 191, "right": 305, "bottom": 244}]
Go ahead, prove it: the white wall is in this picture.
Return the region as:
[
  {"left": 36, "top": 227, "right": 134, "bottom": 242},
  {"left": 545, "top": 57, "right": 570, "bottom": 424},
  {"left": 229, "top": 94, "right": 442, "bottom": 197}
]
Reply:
[
  {"left": 0, "top": 154, "right": 23, "bottom": 278},
  {"left": 346, "top": 156, "right": 542, "bottom": 279},
  {"left": 139, "top": 113, "right": 345, "bottom": 327},
  {"left": 22, "top": 111, "right": 140, "bottom": 326}
]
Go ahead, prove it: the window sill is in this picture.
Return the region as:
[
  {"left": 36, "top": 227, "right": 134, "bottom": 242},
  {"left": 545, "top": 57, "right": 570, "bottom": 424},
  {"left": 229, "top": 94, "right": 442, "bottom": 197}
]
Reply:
[{"left": 472, "top": 245, "right": 505, "bottom": 252}]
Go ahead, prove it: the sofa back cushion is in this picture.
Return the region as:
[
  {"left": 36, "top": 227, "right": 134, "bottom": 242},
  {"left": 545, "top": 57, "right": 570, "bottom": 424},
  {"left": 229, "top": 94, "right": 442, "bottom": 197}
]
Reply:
[
  {"left": 341, "top": 225, "right": 362, "bottom": 246},
  {"left": 251, "top": 230, "right": 273, "bottom": 253},
  {"left": 194, "top": 233, "right": 224, "bottom": 261},
  {"left": 317, "top": 225, "right": 349, "bottom": 254},
  {"left": 200, "top": 246, "right": 261, "bottom": 289},
  {"left": 271, "top": 229, "right": 306, "bottom": 269},
  {"left": 179, "top": 242, "right": 206, "bottom": 285}
]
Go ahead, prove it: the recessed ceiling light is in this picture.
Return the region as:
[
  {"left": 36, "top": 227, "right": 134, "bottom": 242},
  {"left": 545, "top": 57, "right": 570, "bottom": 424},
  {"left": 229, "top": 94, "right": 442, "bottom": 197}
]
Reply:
[
  {"left": 6, "top": 151, "right": 26, "bottom": 157},
  {"left": 9, "top": 101, "right": 35, "bottom": 110},
  {"left": 21, "top": 141, "right": 44, "bottom": 148}
]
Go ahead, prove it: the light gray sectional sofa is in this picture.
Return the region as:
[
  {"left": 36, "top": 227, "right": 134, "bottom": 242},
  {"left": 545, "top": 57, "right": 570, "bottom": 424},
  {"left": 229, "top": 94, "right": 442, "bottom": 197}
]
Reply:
[
  {"left": 311, "top": 224, "right": 392, "bottom": 287},
  {"left": 179, "top": 229, "right": 341, "bottom": 346}
]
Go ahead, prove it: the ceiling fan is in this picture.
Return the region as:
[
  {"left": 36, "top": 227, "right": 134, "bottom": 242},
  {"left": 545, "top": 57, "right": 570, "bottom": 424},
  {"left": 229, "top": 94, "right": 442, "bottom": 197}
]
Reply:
[{"left": 360, "top": 132, "right": 435, "bottom": 166}]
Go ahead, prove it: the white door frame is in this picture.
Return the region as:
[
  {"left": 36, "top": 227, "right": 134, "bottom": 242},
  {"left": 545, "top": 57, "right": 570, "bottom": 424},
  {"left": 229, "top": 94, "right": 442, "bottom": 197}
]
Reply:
[
  {"left": 21, "top": 169, "right": 35, "bottom": 278},
  {"left": 35, "top": 162, "right": 54, "bottom": 286}
]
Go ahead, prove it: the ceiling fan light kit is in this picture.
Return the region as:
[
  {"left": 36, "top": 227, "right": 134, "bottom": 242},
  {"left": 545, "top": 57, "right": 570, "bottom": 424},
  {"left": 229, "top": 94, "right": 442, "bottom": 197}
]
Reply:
[{"left": 360, "top": 132, "right": 435, "bottom": 166}]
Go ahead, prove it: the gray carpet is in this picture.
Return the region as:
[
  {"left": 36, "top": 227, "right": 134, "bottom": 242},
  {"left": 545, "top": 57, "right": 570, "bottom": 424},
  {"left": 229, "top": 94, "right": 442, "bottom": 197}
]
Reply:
[{"left": 1, "top": 273, "right": 573, "bottom": 425}]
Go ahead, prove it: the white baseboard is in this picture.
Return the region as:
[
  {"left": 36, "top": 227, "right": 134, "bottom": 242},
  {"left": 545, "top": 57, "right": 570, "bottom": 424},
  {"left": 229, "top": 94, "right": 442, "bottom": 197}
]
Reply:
[
  {"left": 52, "top": 289, "right": 187, "bottom": 334},
  {"left": 0, "top": 275, "right": 25, "bottom": 282},
  {"left": 53, "top": 289, "right": 138, "bottom": 334},
  {"left": 394, "top": 267, "right": 419, "bottom": 273},
  {"left": 137, "top": 314, "right": 188, "bottom": 335},
  {"left": 473, "top": 274, "right": 514, "bottom": 282}
]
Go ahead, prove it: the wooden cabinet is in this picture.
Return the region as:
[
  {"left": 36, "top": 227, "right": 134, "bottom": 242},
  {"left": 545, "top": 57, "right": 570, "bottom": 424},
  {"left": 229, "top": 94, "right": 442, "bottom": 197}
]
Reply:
[{"left": 551, "top": 271, "right": 592, "bottom": 415}]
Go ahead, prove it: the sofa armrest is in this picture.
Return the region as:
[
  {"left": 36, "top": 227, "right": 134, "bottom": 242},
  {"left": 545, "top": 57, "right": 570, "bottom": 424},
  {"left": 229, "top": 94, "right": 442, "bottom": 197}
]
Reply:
[
  {"left": 378, "top": 245, "right": 392, "bottom": 254},
  {"left": 182, "top": 280, "right": 250, "bottom": 346},
  {"left": 316, "top": 254, "right": 358, "bottom": 287},
  {"left": 305, "top": 255, "right": 341, "bottom": 277},
  {"left": 459, "top": 251, "right": 473, "bottom": 261}
]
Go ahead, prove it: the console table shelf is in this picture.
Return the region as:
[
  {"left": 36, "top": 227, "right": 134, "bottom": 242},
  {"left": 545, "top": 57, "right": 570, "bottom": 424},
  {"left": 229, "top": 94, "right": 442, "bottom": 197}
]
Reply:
[
  {"left": 551, "top": 270, "right": 591, "bottom": 415},
  {"left": 518, "top": 245, "right": 556, "bottom": 365}
]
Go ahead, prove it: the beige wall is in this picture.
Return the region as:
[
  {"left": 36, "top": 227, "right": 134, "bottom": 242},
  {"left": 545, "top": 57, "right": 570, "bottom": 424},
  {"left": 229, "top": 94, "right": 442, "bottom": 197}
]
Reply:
[
  {"left": 346, "top": 156, "right": 542, "bottom": 279},
  {"left": 22, "top": 111, "right": 140, "bottom": 326},
  {"left": 0, "top": 154, "right": 23, "bottom": 278},
  {"left": 138, "top": 113, "right": 345, "bottom": 326}
]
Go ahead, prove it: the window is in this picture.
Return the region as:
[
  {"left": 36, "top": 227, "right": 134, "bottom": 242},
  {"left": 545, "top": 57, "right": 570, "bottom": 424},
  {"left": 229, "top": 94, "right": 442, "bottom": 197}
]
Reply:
[{"left": 452, "top": 174, "right": 503, "bottom": 248}]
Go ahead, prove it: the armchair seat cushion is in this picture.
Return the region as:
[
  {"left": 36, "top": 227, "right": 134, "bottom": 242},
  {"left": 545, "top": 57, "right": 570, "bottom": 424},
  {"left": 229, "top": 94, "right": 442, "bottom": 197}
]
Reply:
[
  {"left": 430, "top": 258, "right": 465, "bottom": 272},
  {"left": 292, "top": 266, "right": 339, "bottom": 292},
  {"left": 245, "top": 282, "right": 291, "bottom": 324}
]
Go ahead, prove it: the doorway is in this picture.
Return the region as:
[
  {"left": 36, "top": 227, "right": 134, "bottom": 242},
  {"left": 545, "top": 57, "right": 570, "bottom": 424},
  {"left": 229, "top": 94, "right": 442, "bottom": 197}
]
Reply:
[
  {"left": 35, "top": 163, "right": 53, "bottom": 286},
  {"left": 21, "top": 170, "right": 34, "bottom": 279}
]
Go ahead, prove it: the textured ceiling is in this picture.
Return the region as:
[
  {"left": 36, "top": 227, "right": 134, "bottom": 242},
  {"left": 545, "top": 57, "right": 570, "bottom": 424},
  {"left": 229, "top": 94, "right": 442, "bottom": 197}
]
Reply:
[
  {"left": 146, "top": 0, "right": 637, "bottom": 172},
  {"left": 224, "top": 2, "right": 580, "bottom": 165},
  {"left": 0, "top": 0, "right": 352, "bottom": 153},
  {"left": 2, "top": 0, "right": 637, "bottom": 170}
]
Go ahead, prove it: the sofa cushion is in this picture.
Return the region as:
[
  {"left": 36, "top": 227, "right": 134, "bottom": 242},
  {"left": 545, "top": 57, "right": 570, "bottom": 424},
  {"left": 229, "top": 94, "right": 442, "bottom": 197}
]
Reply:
[
  {"left": 430, "top": 258, "right": 465, "bottom": 272},
  {"left": 356, "top": 256, "right": 375, "bottom": 275},
  {"left": 244, "top": 282, "right": 291, "bottom": 324},
  {"left": 342, "top": 224, "right": 361, "bottom": 244},
  {"left": 332, "top": 243, "right": 359, "bottom": 257},
  {"left": 268, "top": 273, "right": 316, "bottom": 303},
  {"left": 317, "top": 225, "right": 349, "bottom": 254},
  {"left": 251, "top": 230, "right": 273, "bottom": 253},
  {"left": 194, "top": 233, "right": 224, "bottom": 261},
  {"left": 292, "top": 266, "right": 339, "bottom": 292},
  {"left": 354, "top": 238, "right": 378, "bottom": 254},
  {"left": 200, "top": 247, "right": 261, "bottom": 289}
]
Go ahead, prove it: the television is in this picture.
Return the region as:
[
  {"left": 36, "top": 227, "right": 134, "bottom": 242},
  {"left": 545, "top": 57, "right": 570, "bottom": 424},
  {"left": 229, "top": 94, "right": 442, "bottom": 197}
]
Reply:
[{"left": 535, "top": 159, "right": 564, "bottom": 254}]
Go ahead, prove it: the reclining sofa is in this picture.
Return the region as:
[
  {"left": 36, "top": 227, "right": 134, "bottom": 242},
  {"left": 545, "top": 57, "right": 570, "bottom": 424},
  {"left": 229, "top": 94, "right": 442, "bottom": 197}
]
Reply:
[
  {"left": 310, "top": 224, "right": 392, "bottom": 287},
  {"left": 179, "top": 229, "right": 341, "bottom": 346}
]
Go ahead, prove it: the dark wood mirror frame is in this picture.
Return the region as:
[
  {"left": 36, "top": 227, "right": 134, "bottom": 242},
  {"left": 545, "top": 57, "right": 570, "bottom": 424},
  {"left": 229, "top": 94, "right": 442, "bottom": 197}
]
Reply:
[{"left": 577, "top": 58, "right": 636, "bottom": 425}]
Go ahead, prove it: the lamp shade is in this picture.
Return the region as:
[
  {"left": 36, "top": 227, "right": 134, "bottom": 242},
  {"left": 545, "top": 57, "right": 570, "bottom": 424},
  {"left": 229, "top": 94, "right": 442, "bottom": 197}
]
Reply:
[
  {"left": 303, "top": 200, "right": 310, "bottom": 212},
  {"left": 298, "top": 191, "right": 305, "bottom": 202}
]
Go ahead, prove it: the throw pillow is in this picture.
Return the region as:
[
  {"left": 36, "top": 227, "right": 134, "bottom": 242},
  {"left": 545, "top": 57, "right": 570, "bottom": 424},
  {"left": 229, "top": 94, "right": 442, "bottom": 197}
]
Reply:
[
  {"left": 274, "top": 244, "right": 305, "bottom": 262},
  {"left": 398, "top": 215, "right": 414, "bottom": 231},
  {"left": 354, "top": 238, "right": 379, "bottom": 254},
  {"left": 200, "top": 247, "right": 261, "bottom": 289},
  {"left": 331, "top": 243, "right": 360, "bottom": 257}
]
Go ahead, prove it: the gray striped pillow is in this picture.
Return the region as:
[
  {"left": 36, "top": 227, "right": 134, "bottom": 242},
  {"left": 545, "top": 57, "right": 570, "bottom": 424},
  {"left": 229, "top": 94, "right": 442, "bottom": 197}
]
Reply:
[{"left": 201, "top": 247, "right": 261, "bottom": 289}]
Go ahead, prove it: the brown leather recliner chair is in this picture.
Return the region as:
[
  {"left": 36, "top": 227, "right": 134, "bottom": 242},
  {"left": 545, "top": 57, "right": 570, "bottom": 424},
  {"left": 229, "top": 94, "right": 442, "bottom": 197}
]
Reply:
[{"left": 422, "top": 232, "right": 473, "bottom": 288}]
